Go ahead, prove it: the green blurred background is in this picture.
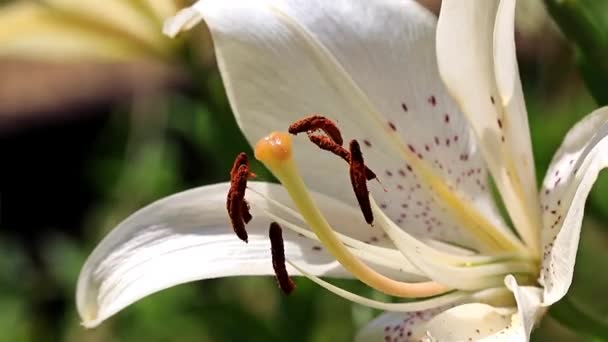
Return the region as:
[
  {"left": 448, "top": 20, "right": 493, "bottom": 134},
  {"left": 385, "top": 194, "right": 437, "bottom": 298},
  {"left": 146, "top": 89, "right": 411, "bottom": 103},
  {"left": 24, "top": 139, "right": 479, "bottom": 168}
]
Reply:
[{"left": 2, "top": 0, "right": 608, "bottom": 341}]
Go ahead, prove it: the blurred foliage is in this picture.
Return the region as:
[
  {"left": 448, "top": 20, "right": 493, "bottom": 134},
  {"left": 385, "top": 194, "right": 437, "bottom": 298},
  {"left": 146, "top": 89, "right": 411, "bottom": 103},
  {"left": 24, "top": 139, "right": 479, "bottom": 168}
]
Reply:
[
  {"left": 2, "top": 0, "right": 608, "bottom": 341},
  {"left": 545, "top": 0, "right": 608, "bottom": 105}
]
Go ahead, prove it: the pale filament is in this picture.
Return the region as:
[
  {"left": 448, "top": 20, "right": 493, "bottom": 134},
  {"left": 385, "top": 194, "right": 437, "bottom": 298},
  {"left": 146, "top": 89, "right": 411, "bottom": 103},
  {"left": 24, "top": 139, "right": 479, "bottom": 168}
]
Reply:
[{"left": 254, "top": 132, "right": 449, "bottom": 298}]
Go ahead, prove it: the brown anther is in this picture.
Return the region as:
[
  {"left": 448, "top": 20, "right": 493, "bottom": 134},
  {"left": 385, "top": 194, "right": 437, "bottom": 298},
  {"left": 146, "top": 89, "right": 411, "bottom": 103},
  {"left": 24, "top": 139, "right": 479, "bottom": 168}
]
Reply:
[
  {"left": 308, "top": 134, "right": 350, "bottom": 160},
  {"left": 269, "top": 222, "right": 296, "bottom": 295},
  {"left": 227, "top": 153, "right": 256, "bottom": 243},
  {"left": 308, "top": 135, "right": 376, "bottom": 181},
  {"left": 230, "top": 152, "right": 257, "bottom": 179},
  {"left": 349, "top": 140, "right": 374, "bottom": 225},
  {"left": 288, "top": 115, "right": 343, "bottom": 146},
  {"left": 241, "top": 200, "right": 252, "bottom": 224}
]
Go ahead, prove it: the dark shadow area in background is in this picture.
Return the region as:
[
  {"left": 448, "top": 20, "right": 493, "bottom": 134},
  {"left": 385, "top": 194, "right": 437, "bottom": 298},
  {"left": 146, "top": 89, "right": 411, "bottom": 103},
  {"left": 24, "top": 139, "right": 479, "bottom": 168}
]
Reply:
[{"left": 1, "top": 106, "right": 110, "bottom": 341}]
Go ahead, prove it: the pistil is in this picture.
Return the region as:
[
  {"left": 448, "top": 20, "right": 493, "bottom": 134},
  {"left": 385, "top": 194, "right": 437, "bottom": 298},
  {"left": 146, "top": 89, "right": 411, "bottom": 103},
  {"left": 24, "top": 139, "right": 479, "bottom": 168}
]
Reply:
[{"left": 254, "top": 131, "right": 449, "bottom": 298}]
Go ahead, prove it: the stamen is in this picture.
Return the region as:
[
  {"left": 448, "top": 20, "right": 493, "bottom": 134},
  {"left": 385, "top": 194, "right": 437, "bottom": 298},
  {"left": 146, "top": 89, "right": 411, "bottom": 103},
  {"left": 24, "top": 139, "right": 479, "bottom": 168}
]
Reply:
[
  {"left": 308, "top": 135, "right": 376, "bottom": 180},
  {"left": 227, "top": 165, "right": 250, "bottom": 242},
  {"left": 241, "top": 200, "right": 252, "bottom": 224},
  {"left": 288, "top": 115, "right": 343, "bottom": 145},
  {"left": 269, "top": 222, "right": 296, "bottom": 295},
  {"left": 349, "top": 140, "right": 374, "bottom": 224},
  {"left": 255, "top": 131, "right": 449, "bottom": 298},
  {"left": 230, "top": 152, "right": 256, "bottom": 179},
  {"left": 227, "top": 153, "right": 256, "bottom": 243}
]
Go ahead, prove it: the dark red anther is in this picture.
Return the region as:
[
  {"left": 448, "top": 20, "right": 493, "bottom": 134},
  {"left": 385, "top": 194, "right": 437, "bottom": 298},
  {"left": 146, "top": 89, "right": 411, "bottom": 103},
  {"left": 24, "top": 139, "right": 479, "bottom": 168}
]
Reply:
[
  {"left": 241, "top": 200, "right": 252, "bottom": 224},
  {"left": 227, "top": 165, "right": 250, "bottom": 242},
  {"left": 269, "top": 222, "right": 296, "bottom": 295},
  {"left": 288, "top": 115, "right": 343, "bottom": 146},
  {"left": 227, "top": 153, "right": 256, "bottom": 243},
  {"left": 308, "top": 134, "right": 350, "bottom": 160},
  {"left": 308, "top": 135, "right": 376, "bottom": 181},
  {"left": 230, "top": 152, "right": 257, "bottom": 179},
  {"left": 349, "top": 140, "right": 374, "bottom": 225}
]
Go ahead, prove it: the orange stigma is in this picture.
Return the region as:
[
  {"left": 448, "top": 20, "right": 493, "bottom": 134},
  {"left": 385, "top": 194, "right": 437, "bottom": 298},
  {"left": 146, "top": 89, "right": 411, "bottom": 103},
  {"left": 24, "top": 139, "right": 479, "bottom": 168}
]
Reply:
[{"left": 254, "top": 131, "right": 293, "bottom": 164}]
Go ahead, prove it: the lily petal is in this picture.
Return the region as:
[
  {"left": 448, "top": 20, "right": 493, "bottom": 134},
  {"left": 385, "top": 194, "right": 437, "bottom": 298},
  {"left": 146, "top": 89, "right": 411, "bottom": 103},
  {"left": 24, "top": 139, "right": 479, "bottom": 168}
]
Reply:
[
  {"left": 165, "top": 0, "right": 514, "bottom": 251},
  {"left": 504, "top": 275, "right": 544, "bottom": 340},
  {"left": 77, "top": 181, "right": 407, "bottom": 328},
  {"left": 437, "top": 0, "right": 542, "bottom": 254},
  {"left": 539, "top": 107, "right": 608, "bottom": 305},
  {"left": 356, "top": 303, "right": 515, "bottom": 341},
  {"left": 355, "top": 307, "right": 445, "bottom": 342},
  {"left": 423, "top": 278, "right": 541, "bottom": 341},
  {"left": 356, "top": 276, "right": 542, "bottom": 341},
  {"left": 41, "top": 0, "right": 169, "bottom": 54}
]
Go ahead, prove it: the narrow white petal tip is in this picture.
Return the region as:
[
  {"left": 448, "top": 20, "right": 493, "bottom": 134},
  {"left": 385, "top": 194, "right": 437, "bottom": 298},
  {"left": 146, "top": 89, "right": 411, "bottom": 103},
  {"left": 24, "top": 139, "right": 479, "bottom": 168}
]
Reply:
[
  {"left": 81, "top": 319, "right": 102, "bottom": 330},
  {"left": 78, "top": 303, "right": 105, "bottom": 329},
  {"left": 162, "top": 7, "right": 203, "bottom": 38}
]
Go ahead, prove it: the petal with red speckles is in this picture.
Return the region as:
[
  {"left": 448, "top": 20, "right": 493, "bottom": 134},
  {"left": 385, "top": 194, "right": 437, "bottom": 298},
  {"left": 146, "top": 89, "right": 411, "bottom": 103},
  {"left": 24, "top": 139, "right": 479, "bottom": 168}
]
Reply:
[
  {"left": 437, "top": 0, "right": 542, "bottom": 254},
  {"left": 163, "top": 0, "right": 513, "bottom": 251},
  {"left": 539, "top": 107, "right": 608, "bottom": 305}
]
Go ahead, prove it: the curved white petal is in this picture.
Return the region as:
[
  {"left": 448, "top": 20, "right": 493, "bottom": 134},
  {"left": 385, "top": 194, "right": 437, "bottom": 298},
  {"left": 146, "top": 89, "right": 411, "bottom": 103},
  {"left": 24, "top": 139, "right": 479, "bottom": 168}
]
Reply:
[
  {"left": 355, "top": 307, "right": 445, "bottom": 342},
  {"left": 163, "top": 6, "right": 203, "bottom": 37},
  {"left": 166, "top": 0, "right": 514, "bottom": 250},
  {"left": 356, "top": 277, "right": 543, "bottom": 341},
  {"left": 504, "top": 276, "right": 544, "bottom": 341},
  {"left": 424, "top": 278, "right": 541, "bottom": 341},
  {"left": 426, "top": 304, "right": 516, "bottom": 341},
  {"left": 78, "top": 181, "right": 415, "bottom": 328},
  {"left": 437, "top": 0, "right": 542, "bottom": 254},
  {"left": 356, "top": 303, "right": 516, "bottom": 342},
  {"left": 539, "top": 107, "right": 608, "bottom": 304}
]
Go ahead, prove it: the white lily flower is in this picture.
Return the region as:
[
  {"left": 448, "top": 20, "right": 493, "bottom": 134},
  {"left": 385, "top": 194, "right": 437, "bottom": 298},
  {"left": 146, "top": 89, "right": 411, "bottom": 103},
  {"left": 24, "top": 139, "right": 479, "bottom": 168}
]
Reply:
[{"left": 76, "top": 0, "right": 608, "bottom": 340}]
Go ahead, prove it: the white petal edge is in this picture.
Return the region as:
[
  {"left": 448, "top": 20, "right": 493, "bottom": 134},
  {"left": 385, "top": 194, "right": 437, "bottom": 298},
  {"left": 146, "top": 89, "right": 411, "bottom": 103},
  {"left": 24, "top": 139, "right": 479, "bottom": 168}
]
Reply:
[
  {"left": 493, "top": 0, "right": 541, "bottom": 250},
  {"left": 424, "top": 277, "right": 542, "bottom": 341},
  {"left": 77, "top": 181, "right": 403, "bottom": 328},
  {"left": 504, "top": 275, "right": 544, "bottom": 341},
  {"left": 539, "top": 106, "right": 608, "bottom": 304},
  {"left": 162, "top": 6, "right": 203, "bottom": 37}
]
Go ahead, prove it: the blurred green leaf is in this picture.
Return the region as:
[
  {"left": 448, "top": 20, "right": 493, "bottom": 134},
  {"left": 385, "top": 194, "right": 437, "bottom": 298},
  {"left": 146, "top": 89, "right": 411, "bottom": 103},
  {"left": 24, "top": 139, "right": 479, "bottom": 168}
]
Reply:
[{"left": 545, "top": 0, "right": 608, "bottom": 105}]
